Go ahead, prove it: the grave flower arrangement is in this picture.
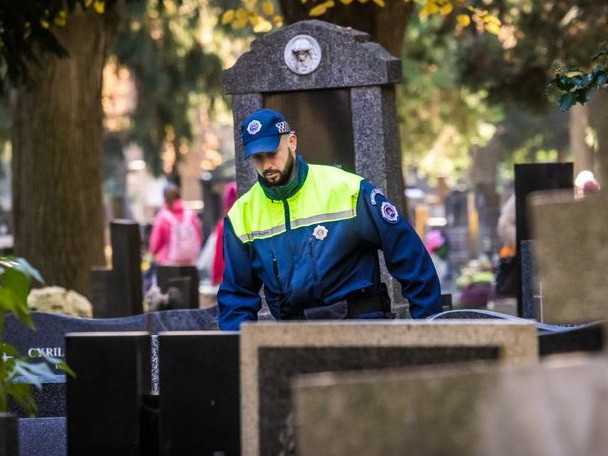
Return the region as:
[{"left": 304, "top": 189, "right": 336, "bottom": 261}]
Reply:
[{"left": 0, "top": 257, "right": 73, "bottom": 416}]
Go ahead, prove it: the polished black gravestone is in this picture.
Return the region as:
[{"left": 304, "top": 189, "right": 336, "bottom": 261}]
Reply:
[
  {"left": 0, "top": 413, "right": 18, "bottom": 456},
  {"left": 5, "top": 309, "right": 218, "bottom": 417},
  {"left": 158, "top": 332, "right": 240, "bottom": 456},
  {"left": 514, "top": 163, "right": 572, "bottom": 316},
  {"left": 265, "top": 89, "right": 355, "bottom": 172},
  {"left": 90, "top": 220, "right": 143, "bottom": 317},
  {"left": 66, "top": 332, "right": 151, "bottom": 456}
]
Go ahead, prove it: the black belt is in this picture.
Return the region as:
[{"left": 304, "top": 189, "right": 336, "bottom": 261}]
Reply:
[{"left": 300, "top": 283, "right": 393, "bottom": 320}]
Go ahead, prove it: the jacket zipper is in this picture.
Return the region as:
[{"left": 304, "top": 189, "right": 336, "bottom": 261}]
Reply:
[
  {"left": 282, "top": 200, "right": 291, "bottom": 231},
  {"left": 272, "top": 251, "right": 282, "bottom": 292}
]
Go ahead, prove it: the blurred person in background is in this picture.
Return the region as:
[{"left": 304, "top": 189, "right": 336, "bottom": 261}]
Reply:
[
  {"left": 211, "top": 182, "right": 238, "bottom": 285},
  {"left": 149, "top": 183, "right": 202, "bottom": 267}
]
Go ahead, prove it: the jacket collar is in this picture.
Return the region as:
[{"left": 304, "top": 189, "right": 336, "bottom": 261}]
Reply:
[{"left": 258, "top": 155, "right": 309, "bottom": 201}]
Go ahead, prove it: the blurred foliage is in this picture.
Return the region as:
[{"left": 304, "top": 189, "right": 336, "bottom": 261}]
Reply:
[
  {"left": 221, "top": 0, "right": 501, "bottom": 35},
  {"left": 110, "top": 0, "right": 254, "bottom": 175},
  {"left": 0, "top": 0, "right": 124, "bottom": 92},
  {"left": 456, "top": 1, "right": 608, "bottom": 111},
  {"left": 549, "top": 47, "right": 608, "bottom": 111},
  {"left": 399, "top": 14, "right": 502, "bottom": 181}
]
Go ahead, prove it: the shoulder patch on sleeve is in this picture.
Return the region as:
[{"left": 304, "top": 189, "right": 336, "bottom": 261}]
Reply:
[
  {"left": 370, "top": 188, "right": 385, "bottom": 206},
  {"left": 380, "top": 201, "right": 399, "bottom": 224}
]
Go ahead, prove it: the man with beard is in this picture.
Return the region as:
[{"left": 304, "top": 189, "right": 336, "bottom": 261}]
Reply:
[{"left": 218, "top": 109, "right": 440, "bottom": 330}]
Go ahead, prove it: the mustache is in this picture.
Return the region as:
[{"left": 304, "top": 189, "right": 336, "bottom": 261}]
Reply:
[{"left": 263, "top": 169, "right": 280, "bottom": 176}]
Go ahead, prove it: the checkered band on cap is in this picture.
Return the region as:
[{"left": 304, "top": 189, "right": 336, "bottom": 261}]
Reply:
[{"left": 275, "top": 121, "right": 290, "bottom": 134}]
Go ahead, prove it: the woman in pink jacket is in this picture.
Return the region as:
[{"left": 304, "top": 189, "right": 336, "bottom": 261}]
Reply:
[{"left": 149, "top": 183, "right": 202, "bottom": 266}]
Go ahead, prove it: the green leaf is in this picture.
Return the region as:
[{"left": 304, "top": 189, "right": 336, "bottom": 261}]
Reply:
[
  {"left": 6, "top": 382, "right": 36, "bottom": 416},
  {"left": 0, "top": 288, "right": 33, "bottom": 329},
  {"left": 559, "top": 92, "right": 577, "bottom": 111}
]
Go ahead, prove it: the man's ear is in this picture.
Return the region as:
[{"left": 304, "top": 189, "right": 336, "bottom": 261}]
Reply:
[{"left": 288, "top": 133, "right": 297, "bottom": 153}]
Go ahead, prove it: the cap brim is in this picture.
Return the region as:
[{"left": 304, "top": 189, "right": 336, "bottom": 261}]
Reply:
[{"left": 244, "top": 135, "right": 280, "bottom": 159}]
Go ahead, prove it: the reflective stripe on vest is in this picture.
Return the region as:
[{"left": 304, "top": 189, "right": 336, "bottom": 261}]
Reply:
[{"left": 228, "top": 164, "right": 363, "bottom": 243}]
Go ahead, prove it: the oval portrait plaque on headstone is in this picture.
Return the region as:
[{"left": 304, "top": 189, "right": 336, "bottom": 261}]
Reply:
[{"left": 284, "top": 34, "right": 322, "bottom": 75}]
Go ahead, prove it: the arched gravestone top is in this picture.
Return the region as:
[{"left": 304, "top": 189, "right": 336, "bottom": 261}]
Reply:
[{"left": 223, "top": 20, "right": 401, "bottom": 94}]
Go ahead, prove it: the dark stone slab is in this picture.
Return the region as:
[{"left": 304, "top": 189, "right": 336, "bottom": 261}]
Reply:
[
  {"left": 0, "top": 413, "right": 18, "bottom": 456},
  {"left": 159, "top": 332, "right": 240, "bottom": 456},
  {"left": 108, "top": 220, "right": 143, "bottom": 317},
  {"left": 223, "top": 20, "right": 401, "bottom": 95},
  {"left": 538, "top": 322, "right": 605, "bottom": 356},
  {"left": 520, "top": 240, "right": 540, "bottom": 319},
  {"left": 265, "top": 89, "right": 355, "bottom": 172},
  {"left": 18, "top": 417, "right": 65, "bottom": 456},
  {"left": 66, "top": 332, "right": 151, "bottom": 456}
]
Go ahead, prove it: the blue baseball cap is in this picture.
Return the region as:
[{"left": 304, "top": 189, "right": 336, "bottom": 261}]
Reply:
[{"left": 240, "top": 109, "right": 291, "bottom": 159}]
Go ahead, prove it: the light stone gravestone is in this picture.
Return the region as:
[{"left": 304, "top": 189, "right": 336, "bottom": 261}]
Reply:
[
  {"left": 240, "top": 320, "right": 538, "bottom": 456},
  {"left": 531, "top": 191, "right": 608, "bottom": 323},
  {"left": 224, "top": 19, "right": 407, "bottom": 309},
  {"left": 293, "top": 354, "right": 608, "bottom": 456}
]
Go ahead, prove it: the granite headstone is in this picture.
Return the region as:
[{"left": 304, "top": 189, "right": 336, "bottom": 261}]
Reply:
[
  {"left": 66, "top": 332, "right": 151, "bottom": 456},
  {"left": 240, "top": 320, "right": 538, "bottom": 456},
  {"left": 158, "top": 331, "right": 240, "bottom": 456},
  {"left": 224, "top": 19, "right": 406, "bottom": 308},
  {"left": 531, "top": 191, "right": 608, "bottom": 323},
  {"left": 514, "top": 163, "right": 573, "bottom": 315},
  {"left": 293, "top": 354, "right": 608, "bottom": 455}
]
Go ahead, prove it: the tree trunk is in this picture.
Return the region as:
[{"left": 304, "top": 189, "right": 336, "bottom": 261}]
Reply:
[
  {"left": 11, "top": 7, "right": 118, "bottom": 296},
  {"left": 569, "top": 104, "right": 593, "bottom": 177},
  {"left": 279, "top": 1, "right": 413, "bottom": 56}
]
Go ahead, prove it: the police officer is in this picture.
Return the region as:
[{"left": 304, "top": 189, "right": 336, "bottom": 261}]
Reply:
[{"left": 218, "top": 109, "right": 441, "bottom": 330}]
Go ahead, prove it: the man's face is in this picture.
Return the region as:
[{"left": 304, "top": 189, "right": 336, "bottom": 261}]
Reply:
[{"left": 251, "top": 133, "right": 297, "bottom": 186}]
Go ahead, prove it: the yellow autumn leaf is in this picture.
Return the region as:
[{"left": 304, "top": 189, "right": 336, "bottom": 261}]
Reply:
[
  {"left": 420, "top": 1, "right": 439, "bottom": 18},
  {"left": 93, "top": 0, "right": 105, "bottom": 14},
  {"left": 262, "top": 1, "right": 275, "bottom": 15},
  {"left": 340, "top": 0, "right": 353, "bottom": 4},
  {"left": 456, "top": 14, "right": 470, "bottom": 27},
  {"left": 484, "top": 23, "right": 501, "bottom": 35},
  {"left": 253, "top": 18, "right": 273, "bottom": 33},
  {"left": 84, "top": 0, "right": 93, "bottom": 7},
  {"left": 440, "top": 3, "right": 453, "bottom": 15},
  {"left": 235, "top": 8, "right": 249, "bottom": 21},
  {"left": 484, "top": 15, "right": 501, "bottom": 27},
  {"left": 222, "top": 9, "right": 235, "bottom": 25},
  {"left": 372, "top": 0, "right": 385, "bottom": 6},
  {"left": 244, "top": 0, "right": 257, "bottom": 11},
  {"left": 40, "top": 19, "right": 50, "bottom": 29},
  {"left": 358, "top": 0, "right": 370, "bottom": 3},
  {"left": 232, "top": 18, "right": 248, "bottom": 29},
  {"left": 273, "top": 15, "right": 284, "bottom": 27},
  {"left": 309, "top": 0, "right": 334, "bottom": 17}
]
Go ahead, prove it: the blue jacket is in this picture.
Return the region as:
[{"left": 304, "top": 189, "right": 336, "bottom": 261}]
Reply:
[{"left": 218, "top": 156, "right": 441, "bottom": 330}]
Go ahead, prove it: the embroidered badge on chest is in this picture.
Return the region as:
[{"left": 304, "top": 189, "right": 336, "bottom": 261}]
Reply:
[
  {"left": 312, "top": 225, "right": 328, "bottom": 240},
  {"left": 380, "top": 201, "right": 399, "bottom": 224}
]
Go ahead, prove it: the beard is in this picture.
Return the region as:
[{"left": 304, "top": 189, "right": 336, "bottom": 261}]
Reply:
[{"left": 260, "top": 152, "right": 295, "bottom": 187}]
